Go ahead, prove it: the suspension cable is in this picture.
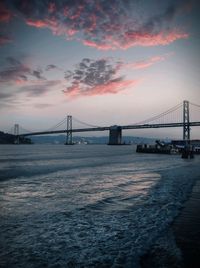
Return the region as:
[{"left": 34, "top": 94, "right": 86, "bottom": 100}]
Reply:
[
  {"left": 133, "top": 102, "right": 183, "bottom": 125},
  {"left": 73, "top": 116, "right": 101, "bottom": 128},
  {"left": 19, "top": 117, "right": 67, "bottom": 134},
  {"left": 19, "top": 126, "right": 33, "bottom": 133},
  {"left": 190, "top": 102, "right": 200, "bottom": 108},
  {"left": 45, "top": 117, "right": 67, "bottom": 131}
]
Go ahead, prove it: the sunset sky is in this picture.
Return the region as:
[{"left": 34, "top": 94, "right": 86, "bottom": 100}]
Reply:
[{"left": 0, "top": 0, "right": 200, "bottom": 139}]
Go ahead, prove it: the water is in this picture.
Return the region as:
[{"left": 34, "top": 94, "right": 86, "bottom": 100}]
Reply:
[{"left": 0, "top": 145, "right": 199, "bottom": 267}]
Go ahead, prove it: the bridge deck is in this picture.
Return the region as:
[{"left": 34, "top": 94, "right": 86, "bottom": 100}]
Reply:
[{"left": 20, "top": 122, "right": 200, "bottom": 136}]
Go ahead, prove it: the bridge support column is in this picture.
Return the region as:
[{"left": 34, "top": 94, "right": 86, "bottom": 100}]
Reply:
[
  {"left": 183, "top": 100, "right": 190, "bottom": 144},
  {"left": 65, "top": 115, "right": 73, "bottom": 145},
  {"left": 108, "top": 126, "right": 122, "bottom": 145},
  {"left": 14, "top": 124, "right": 20, "bottom": 144},
  {"left": 182, "top": 100, "right": 194, "bottom": 159}
]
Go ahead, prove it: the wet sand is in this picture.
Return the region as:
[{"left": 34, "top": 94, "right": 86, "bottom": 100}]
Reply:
[{"left": 172, "top": 178, "right": 200, "bottom": 268}]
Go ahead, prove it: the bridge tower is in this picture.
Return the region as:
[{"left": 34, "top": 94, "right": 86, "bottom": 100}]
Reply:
[
  {"left": 65, "top": 115, "right": 73, "bottom": 145},
  {"left": 14, "top": 124, "right": 20, "bottom": 144},
  {"left": 108, "top": 126, "right": 122, "bottom": 145},
  {"left": 183, "top": 100, "right": 190, "bottom": 142}
]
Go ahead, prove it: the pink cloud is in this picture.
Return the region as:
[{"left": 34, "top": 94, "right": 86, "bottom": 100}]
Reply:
[
  {"left": 26, "top": 19, "right": 49, "bottom": 28},
  {"left": 57, "top": 27, "right": 188, "bottom": 50},
  {"left": 123, "top": 31, "right": 189, "bottom": 48},
  {"left": 67, "top": 29, "right": 78, "bottom": 37},
  {"left": 26, "top": 18, "right": 77, "bottom": 37},
  {"left": 10, "top": 0, "right": 190, "bottom": 50},
  {"left": 63, "top": 53, "right": 171, "bottom": 99},
  {"left": 63, "top": 53, "right": 173, "bottom": 99},
  {"left": 106, "top": 30, "right": 189, "bottom": 50},
  {"left": 88, "top": 80, "right": 139, "bottom": 96},
  {"left": 63, "top": 58, "right": 138, "bottom": 98},
  {"left": 63, "top": 79, "right": 139, "bottom": 98},
  {"left": 125, "top": 55, "right": 168, "bottom": 70},
  {"left": 26, "top": 18, "right": 59, "bottom": 32},
  {"left": 82, "top": 40, "right": 115, "bottom": 50},
  {"left": 108, "top": 53, "right": 173, "bottom": 72}
]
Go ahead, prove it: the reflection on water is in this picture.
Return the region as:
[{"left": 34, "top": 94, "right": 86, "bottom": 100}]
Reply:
[{"left": 0, "top": 145, "right": 199, "bottom": 267}]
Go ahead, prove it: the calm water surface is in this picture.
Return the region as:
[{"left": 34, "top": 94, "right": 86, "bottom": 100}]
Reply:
[{"left": 0, "top": 144, "right": 199, "bottom": 267}]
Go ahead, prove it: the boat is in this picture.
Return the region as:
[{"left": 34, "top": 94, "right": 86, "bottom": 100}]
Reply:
[{"left": 136, "top": 140, "right": 179, "bottom": 154}]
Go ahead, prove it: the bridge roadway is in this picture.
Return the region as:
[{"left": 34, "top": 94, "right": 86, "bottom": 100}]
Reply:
[{"left": 20, "top": 121, "right": 200, "bottom": 137}]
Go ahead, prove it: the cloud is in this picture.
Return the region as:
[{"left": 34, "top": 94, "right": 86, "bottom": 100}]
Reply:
[
  {"left": 18, "top": 80, "right": 60, "bottom": 97},
  {"left": 0, "top": 57, "right": 46, "bottom": 83},
  {"left": 82, "top": 40, "right": 116, "bottom": 51},
  {"left": 0, "top": 89, "right": 21, "bottom": 110},
  {"left": 5, "top": 0, "right": 190, "bottom": 50},
  {"left": 133, "top": 56, "right": 165, "bottom": 70},
  {"left": 114, "top": 31, "right": 188, "bottom": 50},
  {"left": 46, "top": 64, "right": 59, "bottom": 71},
  {"left": 0, "top": 34, "right": 12, "bottom": 46},
  {"left": 63, "top": 53, "right": 173, "bottom": 97},
  {"left": 45, "top": 64, "right": 62, "bottom": 71},
  {"left": 6, "top": 57, "right": 21, "bottom": 65},
  {"left": 0, "top": 53, "right": 170, "bottom": 102},
  {"left": 63, "top": 58, "right": 139, "bottom": 97},
  {"left": 0, "top": 63, "right": 30, "bottom": 84},
  {"left": 0, "top": 92, "right": 13, "bottom": 100},
  {"left": 0, "top": 77, "right": 61, "bottom": 109},
  {"left": 0, "top": 2, "right": 12, "bottom": 23},
  {"left": 64, "top": 79, "right": 139, "bottom": 98},
  {"left": 124, "top": 54, "right": 172, "bottom": 70},
  {"left": 0, "top": 2, "right": 13, "bottom": 46},
  {"left": 34, "top": 103, "right": 53, "bottom": 108},
  {"left": 32, "top": 69, "right": 46, "bottom": 80}
]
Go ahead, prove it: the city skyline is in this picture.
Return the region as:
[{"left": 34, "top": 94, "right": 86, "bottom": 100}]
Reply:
[{"left": 0, "top": 0, "right": 200, "bottom": 139}]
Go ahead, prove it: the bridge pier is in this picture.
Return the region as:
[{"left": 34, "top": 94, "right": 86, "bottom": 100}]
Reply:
[{"left": 108, "top": 126, "right": 122, "bottom": 145}]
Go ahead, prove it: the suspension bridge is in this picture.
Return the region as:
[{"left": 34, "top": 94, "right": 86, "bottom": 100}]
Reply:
[{"left": 12, "top": 100, "right": 200, "bottom": 145}]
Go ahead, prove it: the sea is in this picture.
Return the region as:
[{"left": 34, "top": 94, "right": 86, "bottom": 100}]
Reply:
[{"left": 0, "top": 144, "right": 199, "bottom": 268}]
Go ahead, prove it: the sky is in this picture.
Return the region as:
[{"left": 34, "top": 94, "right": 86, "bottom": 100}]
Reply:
[{"left": 0, "top": 0, "right": 200, "bottom": 139}]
